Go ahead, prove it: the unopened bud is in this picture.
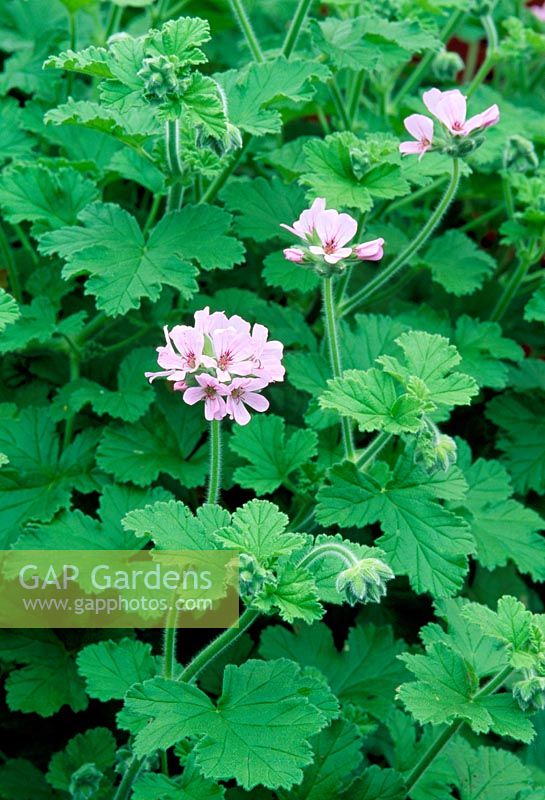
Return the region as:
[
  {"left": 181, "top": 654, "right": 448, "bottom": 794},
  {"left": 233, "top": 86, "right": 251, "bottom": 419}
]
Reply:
[
  {"left": 69, "top": 764, "right": 103, "bottom": 800},
  {"left": 349, "top": 147, "right": 370, "bottom": 181},
  {"left": 431, "top": 50, "right": 464, "bottom": 82},
  {"left": 138, "top": 55, "right": 183, "bottom": 103},
  {"left": 503, "top": 135, "right": 539, "bottom": 173},
  {"left": 513, "top": 671, "right": 545, "bottom": 711},
  {"left": 414, "top": 427, "right": 457, "bottom": 473},
  {"left": 239, "top": 552, "right": 277, "bottom": 602},
  {"left": 335, "top": 557, "right": 394, "bottom": 606}
]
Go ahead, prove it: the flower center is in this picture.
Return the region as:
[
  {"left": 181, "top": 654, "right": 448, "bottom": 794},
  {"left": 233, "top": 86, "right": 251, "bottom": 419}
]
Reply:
[
  {"left": 218, "top": 352, "right": 231, "bottom": 370},
  {"left": 186, "top": 353, "right": 196, "bottom": 369},
  {"left": 323, "top": 240, "right": 337, "bottom": 254},
  {"left": 452, "top": 121, "right": 463, "bottom": 131},
  {"left": 231, "top": 387, "right": 244, "bottom": 400},
  {"left": 204, "top": 385, "right": 217, "bottom": 398}
]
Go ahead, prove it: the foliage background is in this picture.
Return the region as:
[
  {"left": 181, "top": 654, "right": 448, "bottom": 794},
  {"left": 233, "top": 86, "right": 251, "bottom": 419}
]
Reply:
[{"left": 0, "top": 0, "right": 545, "bottom": 797}]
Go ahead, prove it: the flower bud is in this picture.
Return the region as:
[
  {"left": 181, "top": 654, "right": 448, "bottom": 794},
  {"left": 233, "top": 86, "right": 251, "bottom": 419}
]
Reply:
[
  {"left": 414, "top": 427, "right": 457, "bottom": 473},
  {"left": 513, "top": 671, "right": 545, "bottom": 711},
  {"left": 283, "top": 247, "right": 305, "bottom": 263},
  {"left": 239, "top": 552, "right": 277, "bottom": 602},
  {"left": 503, "top": 135, "right": 539, "bottom": 173},
  {"left": 138, "top": 55, "right": 182, "bottom": 103},
  {"left": 349, "top": 147, "right": 370, "bottom": 181},
  {"left": 431, "top": 49, "right": 464, "bottom": 83},
  {"left": 335, "top": 557, "right": 394, "bottom": 606},
  {"left": 69, "top": 764, "right": 103, "bottom": 800}
]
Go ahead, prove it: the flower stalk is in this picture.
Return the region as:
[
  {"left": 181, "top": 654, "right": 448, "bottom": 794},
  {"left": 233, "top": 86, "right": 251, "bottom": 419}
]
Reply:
[
  {"left": 282, "top": 0, "right": 313, "bottom": 58},
  {"left": 322, "top": 277, "right": 355, "bottom": 461},
  {"left": 228, "top": 0, "right": 264, "bottom": 63},
  {"left": 165, "top": 119, "right": 184, "bottom": 212},
  {"left": 339, "top": 158, "right": 460, "bottom": 317},
  {"left": 207, "top": 418, "right": 222, "bottom": 505},
  {"left": 404, "top": 664, "right": 514, "bottom": 792}
]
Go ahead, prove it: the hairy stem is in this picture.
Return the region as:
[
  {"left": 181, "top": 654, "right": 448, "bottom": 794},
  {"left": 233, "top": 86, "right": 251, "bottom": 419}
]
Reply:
[
  {"left": 165, "top": 119, "right": 185, "bottom": 212},
  {"left": 282, "top": 0, "right": 313, "bottom": 58},
  {"left": 63, "top": 347, "right": 81, "bottom": 449},
  {"left": 356, "top": 430, "right": 392, "bottom": 471},
  {"left": 178, "top": 607, "right": 260, "bottom": 683},
  {"left": 200, "top": 137, "right": 249, "bottom": 205},
  {"left": 466, "top": 14, "right": 498, "bottom": 99},
  {"left": 329, "top": 81, "right": 351, "bottom": 130},
  {"left": 405, "top": 664, "right": 514, "bottom": 792},
  {"left": 207, "top": 419, "right": 222, "bottom": 504},
  {"left": 298, "top": 540, "right": 359, "bottom": 572},
  {"left": 490, "top": 253, "right": 534, "bottom": 322},
  {"left": 113, "top": 756, "right": 144, "bottom": 800},
  {"left": 228, "top": 0, "right": 264, "bottom": 62},
  {"left": 340, "top": 158, "right": 460, "bottom": 318},
  {"left": 323, "top": 277, "right": 355, "bottom": 461}
]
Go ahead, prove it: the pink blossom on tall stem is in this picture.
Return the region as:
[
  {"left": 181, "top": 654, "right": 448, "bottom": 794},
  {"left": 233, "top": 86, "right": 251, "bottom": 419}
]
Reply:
[
  {"left": 225, "top": 378, "right": 270, "bottom": 425},
  {"left": 399, "top": 114, "right": 434, "bottom": 159},
  {"left": 423, "top": 88, "right": 499, "bottom": 136},
  {"left": 530, "top": 4, "right": 545, "bottom": 21},
  {"left": 146, "top": 308, "right": 284, "bottom": 424}
]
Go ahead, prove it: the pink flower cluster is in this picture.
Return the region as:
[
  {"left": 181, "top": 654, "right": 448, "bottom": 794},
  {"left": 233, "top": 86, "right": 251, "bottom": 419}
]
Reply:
[
  {"left": 281, "top": 198, "right": 384, "bottom": 266},
  {"left": 531, "top": 4, "right": 545, "bottom": 22},
  {"left": 400, "top": 88, "right": 500, "bottom": 159},
  {"left": 145, "top": 308, "right": 284, "bottom": 425}
]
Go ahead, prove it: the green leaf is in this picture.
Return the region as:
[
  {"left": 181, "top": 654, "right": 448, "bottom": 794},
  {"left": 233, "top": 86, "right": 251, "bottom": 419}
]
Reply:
[
  {"left": 77, "top": 638, "right": 158, "bottom": 701},
  {"left": 262, "top": 251, "right": 320, "bottom": 294},
  {"left": 0, "top": 631, "right": 88, "bottom": 717},
  {"left": 302, "top": 132, "right": 410, "bottom": 214},
  {"left": 486, "top": 392, "right": 545, "bottom": 494},
  {"left": 253, "top": 562, "right": 323, "bottom": 624},
  {"left": 460, "top": 596, "right": 536, "bottom": 669},
  {"left": 97, "top": 405, "right": 208, "bottom": 488},
  {"left": 47, "top": 728, "right": 117, "bottom": 792},
  {"left": 0, "top": 759, "right": 54, "bottom": 800},
  {"left": 260, "top": 622, "right": 406, "bottom": 718},
  {"left": 39, "top": 203, "right": 201, "bottom": 317},
  {"left": 218, "top": 58, "right": 329, "bottom": 136},
  {"left": 122, "top": 499, "right": 228, "bottom": 549},
  {"left": 44, "top": 45, "right": 112, "bottom": 78},
  {"left": 320, "top": 368, "right": 424, "bottom": 433},
  {"left": 0, "top": 164, "right": 99, "bottom": 233},
  {"left": 45, "top": 99, "right": 156, "bottom": 147},
  {"left": 453, "top": 316, "right": 522, "bottom": 390},
  {"left": 52, "top": 348, "right": 154, "bottom": 422},
  {"left": 0, "top": 99, "right": 36, "bottom": 164},
  {"left": 132, "top": 759, "right": 225, "bottom": 800},
  {"left": 446, "top": 741, "right": 532, "bottom": 800},
  {"left": 421, "top": 231, "right": 497, "bottom": 296},
  {"left": 349, "top": 765, "right": 405, "bottom": 800},
  {"left": 461, "top": 456, "right": 545, "bottom": 579},
  {"left": 317, "top": 458, "right": 473, "bottom": 597},
  {"left": 14, "top": 484, "right": 170, "bottom": 551},
  {"left": 230, "top": 415, "right": 318, "bottom": 495},
  {"left": 215, "top": 499, "right": 306, "bottom": 562},
  {"left": 525, "top": 285, "right": 545, "bottom": 324},
  {"left": 146, "top": 16, "right": 211, "bottom": 66},
  {"left": 399, "top": 643, "right": 534, "bottom": 741},
  {"left": 221, "top": 176, "right": 307, "bottom": 242},
  {"left": 125, "top": 659, "right": 336, "bottom": 790},
  {"left": 0, "top": 408, "right": 99, "bottom": 547},
  {"left": 0, "top": 297, "right": 57, "bottom": 355},
  {"left": 285, "top": 720, "right": 364, "bottom": 800},
  {"left": 0, "top": 289, "right": 20, "bottom": 333},
  {"left": 378, "top": 331, "right": 479, "bottom": 410}
]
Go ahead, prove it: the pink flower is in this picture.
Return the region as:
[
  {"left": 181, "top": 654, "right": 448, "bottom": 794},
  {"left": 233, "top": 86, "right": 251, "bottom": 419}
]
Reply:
[
  {"left": 399, "top": 114, "right": 434, "bottom": 159},
  {"left": 145, "top": 325, "right": 207, "bottom": 383},
  {"left": 280, "top": 197, "right": 326, "bottom": 241},
  {"left": 423, "top": 88, "right": 499, "bottom": 136},
  {"left": 183, "top": 374, "right": 229, "bottom": 421},
  {"left": 250, "top": 323, "right": 285, "bottom": 382},
  {"left": 354, "top": 237, "right": 385, "bottom": 262},
  {"left": 210, "top": 327, "right": 256, "bottom": 382},
  {"left": 308, "top": 209, "right": 358, "bottom": 264},
  {"left": 530, "top": 4, "right": 545, "bottom": 21},
  {"left": 194, "top": 307, "right": 250, "bottom": 336},
  {"left": 225, "top": 378, "right": 270, "bottom": 425},
  {"left": 283, "top": 247, "right": 305, "bottom": 263}
]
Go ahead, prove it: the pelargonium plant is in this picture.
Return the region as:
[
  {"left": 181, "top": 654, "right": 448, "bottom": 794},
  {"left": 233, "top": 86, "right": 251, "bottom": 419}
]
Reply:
[{"left": 0, "top": 1, "right": 545, "bottom": 799}]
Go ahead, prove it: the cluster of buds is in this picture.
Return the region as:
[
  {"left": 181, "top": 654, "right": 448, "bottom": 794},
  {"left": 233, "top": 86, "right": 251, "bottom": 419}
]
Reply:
[
  {"left": 145, "top": 307, "right": 284, "bottom": 425},
  {"left": 138, "top": 54, "right": 188, "bottom": 104},
  {"left": 69, "top": 764, "right": 104, "bottom": 800},
  {"left": 414, "top": 418, "right": 458, "bottom": 473},
  {"left": 399, "top": 87, "right": 499, "bottom": 160},
  {"left": 503, "top": 135, "right": 539, "bottom": 173},
  {"left": 281, "top": 198, "right": 385, "bottom": 276},
  {"left": 335, "top": 558, "right": 395, "bottom": 606},
  {"left": 513, "top": 623, "right": 545, "bottom": 711},
  {"left": 431, "top": 49, "right": 465, "bottom": 83},
  {"left": 238, "top": 553, "right": 277, "bottom": 603}
]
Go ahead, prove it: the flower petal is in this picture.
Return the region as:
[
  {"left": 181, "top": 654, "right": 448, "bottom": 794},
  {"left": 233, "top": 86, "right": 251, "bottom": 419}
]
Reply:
[
  {"left": 404, "top": 113, "right": 434, "bottom": 143},
  {"left": 463, "top": 104, "right": 500, "bottom": 134},
  {"left": 422, "top": 88, "right": 443, "bottom": 116},
  {"left": 434, "top": 89, "right": 467, "bottom": 132},
  {"left": 399, "top": 140, "right": 426, "bottom": 156}
]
